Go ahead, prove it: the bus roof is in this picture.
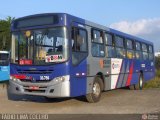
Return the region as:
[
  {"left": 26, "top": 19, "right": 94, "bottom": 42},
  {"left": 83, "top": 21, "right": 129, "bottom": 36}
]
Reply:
[{"left": 12, "top": 13, "right": 153, "bottom": 45}]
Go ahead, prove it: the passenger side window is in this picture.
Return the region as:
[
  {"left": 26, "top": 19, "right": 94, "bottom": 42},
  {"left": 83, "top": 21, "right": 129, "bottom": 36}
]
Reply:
[
  {"left": 135, "top": 42, "right": 142, "bottom": 59},
  {"left": 115, "top": 36, "right": 125, "bottom": 58},
  {"left": 149, "top": 45, "right": 154, "bottom": 60},
  {"left": 72, "top": 28, "right": 87, "bottom": 52},
  {"left": 71, "top": 27, "right": 88, "bottom": 65},
  {"left": 91, "top": 29, "right": 104, "bottom": 57},
  {"left": 105, "top": 33, "right": 116, "bottom": 58},
  {"left": 126, "top": 39, "right": 134, "bottom": 59},
  {"left": 142, "top": 43, "right": 148, "bottom": 60}
]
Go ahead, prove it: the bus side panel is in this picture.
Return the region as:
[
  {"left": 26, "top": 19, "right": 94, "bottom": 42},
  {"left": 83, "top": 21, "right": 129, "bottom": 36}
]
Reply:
[
  {"left": 117, "top": 59, "right": 139, "bottom": 87},
  {"left": 143, "top": 60, "right": 155, "bottom": 81},
  {"left": 112, "top": 58, "right": 136, "bottom": 89},
  {"left": 129, "top": 59, "right": 141, "bottom": 85},
  {"left": 110, "top": 58, "right": 133, "bottom": 89},
  {"left": 70, "top": 60, "right": 87, "bottom": 97},
  {"left": 86, "top": 57, "right": 112, "bottom": 93},
  {"left": 110, "top": 58, "right": 123, "bottom": 89},
  {"left": 116, "top": 59, "right": 126, "bottom": 88}
]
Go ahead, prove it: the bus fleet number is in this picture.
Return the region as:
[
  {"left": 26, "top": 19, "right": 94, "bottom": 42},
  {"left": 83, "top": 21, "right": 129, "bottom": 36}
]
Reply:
[{"left": 40, "top": 76, "right": 50, "bottom": 80}]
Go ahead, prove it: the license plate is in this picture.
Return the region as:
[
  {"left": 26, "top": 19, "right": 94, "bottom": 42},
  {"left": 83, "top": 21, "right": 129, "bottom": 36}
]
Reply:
[{"left": 29, "top": 86, "right": 39, "bottom": 90}]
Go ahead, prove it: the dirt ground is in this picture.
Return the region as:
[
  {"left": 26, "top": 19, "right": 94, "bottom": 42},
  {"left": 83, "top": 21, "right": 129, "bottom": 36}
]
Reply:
[{"left": 0, "top": 84, "right": 160, "bottom": 114}]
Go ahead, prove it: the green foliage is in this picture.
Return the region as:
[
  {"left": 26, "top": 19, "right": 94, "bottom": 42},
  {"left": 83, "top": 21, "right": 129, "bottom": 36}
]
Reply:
[
  {"left": 0, "top": 16, "right": 15, "bottom": 51},
  {"left": 144, "top": 68, "right": 160, "bottom": 88},
  {"left": 156, "top": 69, "right": 160, "bottom": 78},
  {"left": 144, "top": 76, "right": 160, "bottom": 88},
  {"left": 144, "top": 57, "right": 160, "bottom": 88},
  {"left": 155, "top": 56, "right": 160, "bottom": 70}
]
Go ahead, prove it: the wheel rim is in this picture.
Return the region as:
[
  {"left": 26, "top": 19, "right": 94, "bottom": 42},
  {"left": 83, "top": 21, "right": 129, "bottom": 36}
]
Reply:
[
  {"left": 139, "top": 76, "right": 143, "bottom": 88},
  {"left": 93, "top": 82, "right": 101, "bottom": 97}
]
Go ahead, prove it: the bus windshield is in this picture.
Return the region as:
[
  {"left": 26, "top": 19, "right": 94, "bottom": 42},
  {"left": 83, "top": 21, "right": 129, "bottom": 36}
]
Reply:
[
  {"left": 11, "top": 27, "right": 69, "bottom": 65},
  {"left": 0, "top": 53, "right": 9, "bottom": 66}
]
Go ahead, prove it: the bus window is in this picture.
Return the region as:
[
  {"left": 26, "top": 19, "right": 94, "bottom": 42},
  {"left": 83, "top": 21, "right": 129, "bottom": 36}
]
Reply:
[
  {"left": 149, "top": 45, "right": 154, "bottom": 60},
  {"left": 0, "top": 52, "right": 9, "bottom": 66},
  {"left": 0, "top": 51, "right": 10, "bottom": 82},
  {"left": 126, "top": 39, "right": 134, "bottom": 59},
  {"left": 105, "top": 33, "right": 112, "bottom": 45},
  {"left": 142, "top": 43, "right": 148, "bottom": 60},
  {"left": 72, "top": 27, "right": 88, "bottom": 65},
  {"left": 105, "top": 33, "right": 115, "bottom": 58},
  {"left": 92, "top": 30, "right": 103, "bottom": 43},
  {"left": 91, "top": 29, "right": 104, "bottom": 57},
  {"left": 72, "top": 29, "right": 87, "bottom": 52},
  {"left": 135, "top": 42, "right": 142, "bottom": 59},
  {"left": 115, "top": 36, "right": 125, "bottom": 58}
]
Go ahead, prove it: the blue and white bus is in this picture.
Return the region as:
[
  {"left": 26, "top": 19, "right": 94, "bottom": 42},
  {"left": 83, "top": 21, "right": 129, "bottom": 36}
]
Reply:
[
  {"left": 0, "top": 51, "right": 10, "bottom": 82},
  {"left": 10, "top": 13, "right": 155, "bottom": 102}
]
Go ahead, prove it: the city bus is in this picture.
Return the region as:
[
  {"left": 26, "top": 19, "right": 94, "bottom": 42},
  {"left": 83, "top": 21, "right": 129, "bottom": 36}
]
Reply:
[
  {"left": 9, "top": 13, "right": 155, "bottom": 102},
  {"left": 0, "top": 51, "right": 10, "bottom": 82}
]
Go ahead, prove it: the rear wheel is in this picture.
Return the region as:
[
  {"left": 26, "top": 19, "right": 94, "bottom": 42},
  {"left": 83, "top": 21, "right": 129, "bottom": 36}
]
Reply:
[
  {"left": 135, "top": 73, "right": 143, "bottom": 90},
  {"left": 86, "top": 77, "right": 103, "bottom": 103}
]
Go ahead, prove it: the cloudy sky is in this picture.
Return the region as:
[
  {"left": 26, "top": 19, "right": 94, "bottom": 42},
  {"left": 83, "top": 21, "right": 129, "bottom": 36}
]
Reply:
[
  {"left": 0, "top": 0, "right": 160, "bottom": 51},
  {"left": 110, "top": 18, "right": 160, "bottom": 51}
]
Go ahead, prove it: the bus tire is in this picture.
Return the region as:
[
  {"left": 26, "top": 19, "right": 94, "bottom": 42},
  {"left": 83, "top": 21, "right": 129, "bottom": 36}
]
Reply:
[
  {"left": 86, "top": 77, "right": 103, "bottom": 103},
  {"left": 135, "top": 73, "right": 143, "bottom": 90}
]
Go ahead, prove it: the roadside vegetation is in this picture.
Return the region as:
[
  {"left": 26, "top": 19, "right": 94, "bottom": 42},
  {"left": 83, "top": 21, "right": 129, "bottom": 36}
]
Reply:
[
  {"left": 0, "top": 16, "right": 14, "bottom": 50},
  {"left": 144, "top": 56, "right": 160, "bottom": 88}
]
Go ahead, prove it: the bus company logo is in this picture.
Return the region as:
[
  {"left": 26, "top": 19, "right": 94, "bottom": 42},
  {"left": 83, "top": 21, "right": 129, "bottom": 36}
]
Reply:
[
  {"left": 99, "top": 59, "right": 110, "bottom": 68},
  {"left": 99, "top": 59, "right": 104, "bottom": 68},
  {"left": 112, "top": 63, "right": 120, "bottom": 69}
]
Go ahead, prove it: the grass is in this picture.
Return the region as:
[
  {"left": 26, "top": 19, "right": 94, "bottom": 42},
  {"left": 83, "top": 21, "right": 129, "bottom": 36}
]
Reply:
[
  {"left": 144, "top": 77, "right": 160, "bottom": 88},
  {"left": 144, "top": 70, "right": 160, "bottom": 89}
]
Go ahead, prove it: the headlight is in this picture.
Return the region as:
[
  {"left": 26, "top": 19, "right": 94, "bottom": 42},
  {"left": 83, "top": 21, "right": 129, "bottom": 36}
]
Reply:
[
  {"left": 54, "top": 75, "right": 70, "bottom": 83},
  {"left": 10, "top": 76, "right": 20, "bottom": 82}
]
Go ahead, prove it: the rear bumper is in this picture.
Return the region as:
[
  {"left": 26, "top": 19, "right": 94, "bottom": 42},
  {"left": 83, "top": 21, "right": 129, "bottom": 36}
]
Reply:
[{"left": 9, "top": 80, "right": 70, "bottom": 98}]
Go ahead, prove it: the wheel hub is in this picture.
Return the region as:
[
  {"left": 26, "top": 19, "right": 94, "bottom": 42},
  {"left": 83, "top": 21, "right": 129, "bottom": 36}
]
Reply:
[
  {"left": 140, "top": 77, "right": 143, "bottom": 88},
  {"left": 93, "top": 82, "right": 101, "bottom": 97}
]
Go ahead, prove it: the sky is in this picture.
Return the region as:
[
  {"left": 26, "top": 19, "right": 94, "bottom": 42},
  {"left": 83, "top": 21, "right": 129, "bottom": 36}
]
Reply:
[{"left": 0, "top": 0, "right": 160, "bottom": 51}]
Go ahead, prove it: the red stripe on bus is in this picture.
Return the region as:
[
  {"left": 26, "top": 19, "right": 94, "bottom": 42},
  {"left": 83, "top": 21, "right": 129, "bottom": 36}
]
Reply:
[{"left": 126, "top": 62, "right": 134, "bottom": 86}]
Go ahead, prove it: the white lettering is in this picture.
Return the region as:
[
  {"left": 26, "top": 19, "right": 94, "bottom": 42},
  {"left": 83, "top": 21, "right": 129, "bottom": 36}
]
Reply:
[{"left": 40, "top": 76, "right": 50, "bottom": 80}]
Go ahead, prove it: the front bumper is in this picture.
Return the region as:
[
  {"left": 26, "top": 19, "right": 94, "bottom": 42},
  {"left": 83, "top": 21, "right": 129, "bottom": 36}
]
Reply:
[{"left": 9, "top": 80, "right": 70, "bottom": 98}]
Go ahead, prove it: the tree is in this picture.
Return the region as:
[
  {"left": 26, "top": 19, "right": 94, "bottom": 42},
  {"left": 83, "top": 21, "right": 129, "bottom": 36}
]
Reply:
[
  {"left": 0, "top": 16, "right": 15, "bottom": 50},
  {"left": 155, "top": 56, "right": 160, "bottom": 70}
]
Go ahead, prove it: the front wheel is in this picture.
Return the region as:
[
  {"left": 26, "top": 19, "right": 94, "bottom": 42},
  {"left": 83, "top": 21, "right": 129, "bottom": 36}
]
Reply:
[{"left": 86, "top": 77, "right": 103, "bottom": 103}]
